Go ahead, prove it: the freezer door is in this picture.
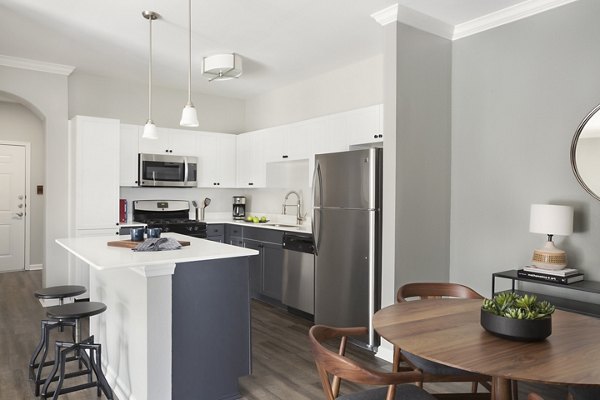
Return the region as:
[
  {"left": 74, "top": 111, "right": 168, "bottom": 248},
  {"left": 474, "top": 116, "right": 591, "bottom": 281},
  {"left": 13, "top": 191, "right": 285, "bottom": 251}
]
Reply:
[
  {"left": 314, "top": 148, "right": 381, "bottom": 210},
  {"left": 314, "top": 208, "right": 379, "bottom": 348}
]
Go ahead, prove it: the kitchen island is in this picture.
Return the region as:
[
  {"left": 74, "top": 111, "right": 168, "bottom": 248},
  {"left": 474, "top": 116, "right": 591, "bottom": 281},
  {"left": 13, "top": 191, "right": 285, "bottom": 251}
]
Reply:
[{"left": 56, "top": 233, "right": 258, "bottom": 400}]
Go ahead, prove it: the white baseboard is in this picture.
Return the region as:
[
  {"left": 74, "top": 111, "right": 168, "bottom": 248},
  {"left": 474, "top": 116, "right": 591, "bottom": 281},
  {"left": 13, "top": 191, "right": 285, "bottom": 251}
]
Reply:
[
  {"left": 375, "top": 339, "right": 394, "bottom": 363},
  {"left": 28, "top": 264, "right": 43, "bottom": 271},
  {"left": 104, "top": 363, "right": 136, "bottom": 400}
]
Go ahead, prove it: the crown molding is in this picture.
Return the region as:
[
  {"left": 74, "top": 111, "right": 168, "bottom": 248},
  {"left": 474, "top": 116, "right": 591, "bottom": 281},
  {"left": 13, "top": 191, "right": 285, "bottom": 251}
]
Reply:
[
  {"left": 371, "top": 4, "right": 398, "bottom": 26},
  {"left": 372, "top": 4, "right": 454, "bottom": 39},
  {"left": 372, "top": 0, "right": 578, "bottom": 41},
  {"left": 0, "top": 55, "right": 75, "bottom": 76},
  {"left": 453, "top": 0, "right": 578, "bottom": 40}
]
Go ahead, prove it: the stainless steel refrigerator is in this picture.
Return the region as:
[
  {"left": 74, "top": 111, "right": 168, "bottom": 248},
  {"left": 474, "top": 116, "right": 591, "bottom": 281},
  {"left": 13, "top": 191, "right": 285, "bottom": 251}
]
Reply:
[{"left": 312, "top": 148, "right": 382, "bottom": 350}]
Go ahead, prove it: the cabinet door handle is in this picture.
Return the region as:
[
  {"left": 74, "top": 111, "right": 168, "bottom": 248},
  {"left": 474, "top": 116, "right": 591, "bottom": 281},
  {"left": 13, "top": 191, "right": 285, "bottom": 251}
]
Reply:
[
  {"left": 249, "top": 182, "right": 254, "bottom": 186},
  {"left": 282, "top": 155, "right": 288, "bottom": 159},
  {"left": 378, "top": 134, "right": 383, "bottom": 138}
]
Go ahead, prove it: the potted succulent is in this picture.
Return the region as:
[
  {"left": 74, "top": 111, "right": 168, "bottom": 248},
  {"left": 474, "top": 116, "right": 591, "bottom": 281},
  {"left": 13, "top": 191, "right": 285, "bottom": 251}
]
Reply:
[{"left": 480, "top": 292, "right": 555, "bottom": 341}]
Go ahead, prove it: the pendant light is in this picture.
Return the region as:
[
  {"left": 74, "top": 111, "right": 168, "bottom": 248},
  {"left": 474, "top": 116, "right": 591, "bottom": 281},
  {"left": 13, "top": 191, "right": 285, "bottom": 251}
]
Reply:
[
  {"left": 180, "top": 0, "right": 199, "bottom": 127},
  {"left": 142, "top": 10, "right": 159, "bottom": 139}
]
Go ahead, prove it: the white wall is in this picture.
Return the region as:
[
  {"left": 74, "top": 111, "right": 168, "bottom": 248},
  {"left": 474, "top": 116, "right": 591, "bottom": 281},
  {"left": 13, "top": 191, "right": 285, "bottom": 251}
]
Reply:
[
  {"left": 244, "top": 55, "right": 383, "bottom": 131},
  {"left": 0, "top": 65, "right": 69, "bottom": 287},
  {"left": 451, "top": 0, "right": 600, "bottom": 297},
  {"left": 0, "top": 101, "right": 45, "bottom": 267},
  {"left": 69, "top": 71, "right": 246, "bottom": 134}
]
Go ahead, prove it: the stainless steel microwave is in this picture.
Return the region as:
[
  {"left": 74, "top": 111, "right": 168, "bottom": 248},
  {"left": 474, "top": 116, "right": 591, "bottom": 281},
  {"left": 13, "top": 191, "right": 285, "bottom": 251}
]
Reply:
[{"left": 138, "top": 153, "right": 198, "bottom": 187}]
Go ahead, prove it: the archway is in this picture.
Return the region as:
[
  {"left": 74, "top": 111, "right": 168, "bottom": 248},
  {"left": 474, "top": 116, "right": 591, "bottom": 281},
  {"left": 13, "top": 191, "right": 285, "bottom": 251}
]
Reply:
[
  {"left": 0, "top": 65, "right": 70, "bottom": 287},
  {"left": 0, "top": 92, "right": 45, "bottom": 272}
]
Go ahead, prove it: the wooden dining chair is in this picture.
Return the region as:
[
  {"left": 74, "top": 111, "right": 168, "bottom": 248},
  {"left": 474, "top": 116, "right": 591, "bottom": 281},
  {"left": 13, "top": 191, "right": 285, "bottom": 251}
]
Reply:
[
  {"left": 393, "top": 283, "right": 491, "bottom": 399},
  {"left": 309, "top": 325, "right": 437, "bottom": 400}
]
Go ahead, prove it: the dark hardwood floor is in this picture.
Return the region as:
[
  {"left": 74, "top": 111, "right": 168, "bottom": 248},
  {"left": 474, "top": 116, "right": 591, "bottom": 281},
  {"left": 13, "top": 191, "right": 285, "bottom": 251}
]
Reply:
[{"left": 1, "top": 270, "right": 568, "bottom": 400}]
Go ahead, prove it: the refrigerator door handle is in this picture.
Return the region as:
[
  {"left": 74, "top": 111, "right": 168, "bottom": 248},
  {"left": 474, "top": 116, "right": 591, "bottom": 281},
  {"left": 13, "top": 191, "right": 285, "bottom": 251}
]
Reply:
[{"left": 312, "top": 161, "right": 323, "bottom": 255}]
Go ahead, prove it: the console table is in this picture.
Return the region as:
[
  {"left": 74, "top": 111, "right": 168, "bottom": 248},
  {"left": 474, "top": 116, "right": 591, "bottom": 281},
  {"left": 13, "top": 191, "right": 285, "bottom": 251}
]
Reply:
[{"left": 492, "top": 270, "right": 600, "bottom": 317}]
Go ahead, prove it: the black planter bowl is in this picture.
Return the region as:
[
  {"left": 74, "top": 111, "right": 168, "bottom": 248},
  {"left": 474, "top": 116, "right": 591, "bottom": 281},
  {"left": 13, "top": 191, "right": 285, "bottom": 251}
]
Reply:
[{"left": 480, "top": 309, "right": 552, "bottom": 341}]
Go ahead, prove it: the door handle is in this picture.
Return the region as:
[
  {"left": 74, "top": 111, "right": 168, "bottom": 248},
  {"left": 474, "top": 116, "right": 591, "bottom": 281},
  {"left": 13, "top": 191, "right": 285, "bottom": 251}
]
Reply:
[{"left": 16, "top": 212, "right": 24, "bottom": 217}]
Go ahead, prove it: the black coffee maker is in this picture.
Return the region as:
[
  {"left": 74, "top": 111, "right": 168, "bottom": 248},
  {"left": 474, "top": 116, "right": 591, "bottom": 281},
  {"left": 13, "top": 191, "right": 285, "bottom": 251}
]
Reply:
[{"left": 233, "top": 196, "right": 246, "bottom": 220}]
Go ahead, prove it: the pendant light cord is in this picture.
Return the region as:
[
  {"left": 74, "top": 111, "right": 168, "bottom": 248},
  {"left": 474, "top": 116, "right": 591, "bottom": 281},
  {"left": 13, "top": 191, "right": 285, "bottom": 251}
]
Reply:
[
  {"left": 148, "top": 15, "right": 153, "bottom": 122},
  {"left": 187, "top": 0, "right": 192, "bottom": 105}
]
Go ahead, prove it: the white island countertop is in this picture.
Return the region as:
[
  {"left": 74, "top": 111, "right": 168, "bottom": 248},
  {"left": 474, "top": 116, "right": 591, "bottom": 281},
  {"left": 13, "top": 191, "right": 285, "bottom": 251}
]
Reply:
[{"left": 56, "top": 232, "right": 258, "bottom": 271}]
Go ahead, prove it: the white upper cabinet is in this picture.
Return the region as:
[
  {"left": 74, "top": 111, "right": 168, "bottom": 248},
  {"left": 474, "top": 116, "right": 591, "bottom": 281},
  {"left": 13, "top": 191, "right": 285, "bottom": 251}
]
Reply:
[
  {"left": 70, "top": 116, "right": 120, "bottom": 230},
  {"left": 138, "top": 127, "right": 197, "bottom": 156},
  {"left": 346, "top": 104, "right": 383, "bottom": 145},
  {"left": 236, "top": 131, "right": 266, "bottom": 188},
  {"left": 120, "top": 124, "right": 140, "bottom": 187},
  {"left": 263, "top": 123, "right": 312, "bottom": 163},
  {"left": 169, "top": 129, "right": 199, "bottom": 156},
  {"left": 197, "top": 132, "right": 237, "bottom": 188}
]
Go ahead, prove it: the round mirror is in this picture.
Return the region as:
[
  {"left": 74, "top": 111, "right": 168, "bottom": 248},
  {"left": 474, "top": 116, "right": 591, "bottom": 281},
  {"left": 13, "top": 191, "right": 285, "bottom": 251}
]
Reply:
[{"left": 571, "top": 104, "right": 600, "bottom": 201}]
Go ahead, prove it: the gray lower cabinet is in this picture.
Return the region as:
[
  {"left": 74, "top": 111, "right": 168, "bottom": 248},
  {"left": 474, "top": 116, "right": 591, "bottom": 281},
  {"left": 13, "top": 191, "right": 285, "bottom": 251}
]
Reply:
[
  {"left": 172, "top": 257, "right": 250, "bottom": 399},
  {"left": 225, "top": 224, "right": 244, "bottom": 246},
  {"left": 261, "top": 242, "right": 284, "bottom": 301},
  {"left": 206, "top": 223, "right": 225, "bottom": 243},
  {"left": 244, "top": 240, "right": 262, "bottom": 299},
  {"left": 228, "top": 226, "right": 284, "bottom": 302}
]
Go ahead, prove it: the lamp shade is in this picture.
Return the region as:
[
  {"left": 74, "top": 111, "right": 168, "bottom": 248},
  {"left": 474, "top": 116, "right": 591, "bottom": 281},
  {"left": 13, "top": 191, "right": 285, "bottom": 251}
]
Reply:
[
  {"left": 180, "top": 104, "right": 199, "bottom": 127},
  {"left": 529, "top": 204, "right": 573, "bottom": 236},
  {"left": 142, "top": 121, "right": 158, "bottom": 139}
]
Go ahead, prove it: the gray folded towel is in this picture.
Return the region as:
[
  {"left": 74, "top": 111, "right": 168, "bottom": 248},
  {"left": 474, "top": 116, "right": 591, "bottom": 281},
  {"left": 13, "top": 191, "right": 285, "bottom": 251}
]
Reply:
[{"left": 132, "top": 238, "right": 182, "bottom": 252}]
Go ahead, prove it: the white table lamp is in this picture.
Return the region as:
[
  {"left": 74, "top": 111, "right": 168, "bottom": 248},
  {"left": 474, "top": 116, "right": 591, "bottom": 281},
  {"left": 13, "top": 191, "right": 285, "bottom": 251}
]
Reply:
[{"left": 529, "top": 204, "right": 574, "bottom": 270}]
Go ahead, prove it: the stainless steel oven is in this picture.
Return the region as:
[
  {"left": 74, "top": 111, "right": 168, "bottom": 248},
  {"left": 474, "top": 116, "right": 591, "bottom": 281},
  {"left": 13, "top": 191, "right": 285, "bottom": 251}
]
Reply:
[{"left": 138, "top": 154, "right": 197, "bottom": 187}]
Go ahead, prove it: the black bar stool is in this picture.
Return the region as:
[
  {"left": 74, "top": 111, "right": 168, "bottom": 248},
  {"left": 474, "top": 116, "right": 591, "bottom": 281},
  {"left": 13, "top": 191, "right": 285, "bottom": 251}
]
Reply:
[
  {"left": 40, "top": 302, "right": 113, "bottom": 400},
  {"left": 29, "top": 285, "right": 87, "bottom": 395}
]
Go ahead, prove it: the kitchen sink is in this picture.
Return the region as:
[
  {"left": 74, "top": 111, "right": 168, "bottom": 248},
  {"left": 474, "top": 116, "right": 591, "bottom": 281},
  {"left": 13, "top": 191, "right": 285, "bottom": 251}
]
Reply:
[{"left": 262, "top": 223, "right": 301, "bottom": 229}]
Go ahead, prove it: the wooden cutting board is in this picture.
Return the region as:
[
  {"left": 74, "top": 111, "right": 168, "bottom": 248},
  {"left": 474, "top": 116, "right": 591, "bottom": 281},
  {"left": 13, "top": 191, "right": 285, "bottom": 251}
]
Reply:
[{"left": 107, "top": 239, "right": 191, "bottom": 249}]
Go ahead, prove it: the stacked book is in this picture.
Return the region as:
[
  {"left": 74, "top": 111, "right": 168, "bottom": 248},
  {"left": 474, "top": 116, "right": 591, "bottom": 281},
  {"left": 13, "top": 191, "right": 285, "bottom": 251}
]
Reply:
[{"left": 517, "top": 266, "right": 584, "bottom": 284}]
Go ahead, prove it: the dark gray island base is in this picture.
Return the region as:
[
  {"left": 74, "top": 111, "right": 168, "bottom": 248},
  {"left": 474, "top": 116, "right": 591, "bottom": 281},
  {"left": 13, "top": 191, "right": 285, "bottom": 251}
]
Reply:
[{"left": 172, "top": 257, "right": 251, "bottom": 400}]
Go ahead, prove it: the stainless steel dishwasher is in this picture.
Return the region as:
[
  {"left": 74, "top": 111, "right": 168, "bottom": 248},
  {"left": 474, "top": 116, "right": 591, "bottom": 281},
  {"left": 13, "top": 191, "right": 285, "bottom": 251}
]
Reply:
[{"left": 281, "top": 233, "right": 315, "bottom": 315}]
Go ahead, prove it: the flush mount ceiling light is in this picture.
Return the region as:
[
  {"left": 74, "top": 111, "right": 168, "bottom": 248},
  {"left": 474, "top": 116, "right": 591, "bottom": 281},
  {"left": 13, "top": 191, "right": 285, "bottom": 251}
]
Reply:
[
  {"left": 202, "top": 53, "right": 243, "bottom": 82},
  {"left": 142, "top": 10, "right": 159, "bottom": 139},
  {"left": 180, "top": 0, "right": 199, "bottom": 127}
]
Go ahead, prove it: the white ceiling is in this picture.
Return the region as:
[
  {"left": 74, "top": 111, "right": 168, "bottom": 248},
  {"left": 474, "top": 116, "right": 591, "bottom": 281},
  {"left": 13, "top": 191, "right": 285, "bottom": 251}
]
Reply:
[{"left": 0, "top": 0, "right": 574, "bottom": 100}]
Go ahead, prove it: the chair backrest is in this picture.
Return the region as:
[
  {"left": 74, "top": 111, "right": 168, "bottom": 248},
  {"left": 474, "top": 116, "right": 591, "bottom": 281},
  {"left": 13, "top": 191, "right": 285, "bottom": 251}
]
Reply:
[
  {"left": 397, "top": 282, "right": 483, "bottom": 303},
  {"left": 308, "top": 325, "right": 422, "bottom": 400}
]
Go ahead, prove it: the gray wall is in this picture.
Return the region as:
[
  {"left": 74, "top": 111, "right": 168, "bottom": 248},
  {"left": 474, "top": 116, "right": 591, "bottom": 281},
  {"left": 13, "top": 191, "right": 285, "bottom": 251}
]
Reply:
[
  {"left": 393, "top": 23, "right": 452, "bottom": 290},
  {"left": 0, "top": 101, "right": 45, "bottom": 266},
  {"left": 69, "top": 71, "right": 246, "bottom": 134},
  {"left": 451, "top": 0, "right": 600, "bottom": 297}
]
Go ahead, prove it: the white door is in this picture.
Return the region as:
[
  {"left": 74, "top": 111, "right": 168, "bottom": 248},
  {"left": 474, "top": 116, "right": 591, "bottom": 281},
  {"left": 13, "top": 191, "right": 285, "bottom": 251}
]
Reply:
[{"left": 0, "top": 144, "right": 26, "bottom": 272}]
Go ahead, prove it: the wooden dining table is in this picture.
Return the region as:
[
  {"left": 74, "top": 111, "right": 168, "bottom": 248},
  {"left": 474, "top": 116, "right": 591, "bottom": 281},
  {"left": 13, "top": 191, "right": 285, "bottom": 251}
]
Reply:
[{"left": 373, "top": 298, "right": 600, "bottom": 400}]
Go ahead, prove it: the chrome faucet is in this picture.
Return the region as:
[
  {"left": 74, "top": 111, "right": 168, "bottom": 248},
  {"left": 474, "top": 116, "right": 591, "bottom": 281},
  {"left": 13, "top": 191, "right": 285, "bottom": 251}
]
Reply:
[{"left": 282, "top": 190, "right": 303, "bottom": 225}]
